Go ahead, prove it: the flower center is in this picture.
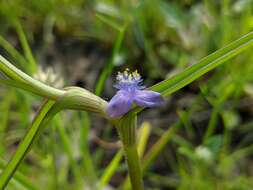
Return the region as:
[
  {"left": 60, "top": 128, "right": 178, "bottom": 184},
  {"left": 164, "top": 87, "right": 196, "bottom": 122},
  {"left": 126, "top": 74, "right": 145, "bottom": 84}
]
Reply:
[{"left": 114, "top": 68, "right": 143, "bottom": 91}]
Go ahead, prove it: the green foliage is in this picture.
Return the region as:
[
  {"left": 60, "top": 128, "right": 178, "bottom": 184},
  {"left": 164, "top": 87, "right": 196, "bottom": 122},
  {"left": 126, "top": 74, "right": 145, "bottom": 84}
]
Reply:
[{"left": 0, "top": 0, "right": 253, "bottom": 190}]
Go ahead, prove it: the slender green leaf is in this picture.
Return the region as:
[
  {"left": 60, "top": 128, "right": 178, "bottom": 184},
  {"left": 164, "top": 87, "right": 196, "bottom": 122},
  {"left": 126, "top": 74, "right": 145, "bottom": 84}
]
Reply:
[
  {"left": 142, "top": 122, "right": 180, "bottom": 172},
  {"left": 0, "top": 55, "right": 65, "bottom": 99},
  {"left": 97, "top": 149, "right": 123, "bottom": 190},
  {"left": 0, "top": 78, "right": 60, "bottom": 98},
  {"left": 151, "top": 31, "right": 253, "bottom": 96},
  {"left": 0, "top": 100, "right": 56, "bottom": 189},
  {"left": 95, "top": 26, "right": 126, "bottom": 95},
  {"left": 95, "top": 13, "right": 123, "bottom": 31},
  {"left": 54, "top": 114, "right": 83, "bottom": 187},
  {"left": 79, "top": 112, "right": 97, "bottom": 184},
  {"left": 0, "top": 36, "right": 29, "bottom": 73},
  {"left": 0, "top": 158, "right": 39, "bottom": 190},
  {"left": 14, "top": 20, "right": 37, "bottom": 73}
]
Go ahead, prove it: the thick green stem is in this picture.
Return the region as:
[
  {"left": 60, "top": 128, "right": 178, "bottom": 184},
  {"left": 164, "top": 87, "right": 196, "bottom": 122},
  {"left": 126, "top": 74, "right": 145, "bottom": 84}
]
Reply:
[{"left": 116, "top": 113, "right": 144, "bottom": 190}]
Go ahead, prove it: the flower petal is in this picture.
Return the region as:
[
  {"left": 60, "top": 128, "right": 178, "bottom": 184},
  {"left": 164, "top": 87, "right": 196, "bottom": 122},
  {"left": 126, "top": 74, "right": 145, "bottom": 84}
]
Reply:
[
  {"left": 133, "top": 90, "right": 164, "bottom": 107},
  {"left": 106, "top": 90, "right": 134, "bottom": 118}
]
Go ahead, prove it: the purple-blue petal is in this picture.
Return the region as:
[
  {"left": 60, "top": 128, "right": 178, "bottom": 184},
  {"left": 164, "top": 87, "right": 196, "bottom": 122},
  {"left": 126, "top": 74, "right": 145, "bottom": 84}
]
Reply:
[
  {"left": 106, "top": 90, "right": 134, "bottom": 118},
  {"left": 133, "top": 90, "right": 164, "bottom": 107}
]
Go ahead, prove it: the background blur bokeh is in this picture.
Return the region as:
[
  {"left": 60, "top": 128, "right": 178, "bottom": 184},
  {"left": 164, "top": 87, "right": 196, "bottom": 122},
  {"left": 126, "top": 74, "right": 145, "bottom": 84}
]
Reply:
[{"left": 0, "top": 0, "right": 253, "bottom": 189}]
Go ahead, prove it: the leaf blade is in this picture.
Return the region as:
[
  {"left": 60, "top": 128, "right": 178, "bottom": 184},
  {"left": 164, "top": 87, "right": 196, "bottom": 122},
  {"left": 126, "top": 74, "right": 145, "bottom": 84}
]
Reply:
[
  {"left": 151, "top": 31, "right": 253, "bottom": 96},
  {"left": 0, "top": 100, "right": 56, "bottom": 189}
]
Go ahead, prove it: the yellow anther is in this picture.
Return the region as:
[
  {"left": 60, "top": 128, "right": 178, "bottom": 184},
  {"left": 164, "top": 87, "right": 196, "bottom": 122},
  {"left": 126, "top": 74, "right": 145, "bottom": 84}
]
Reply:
[{"left": 116, "top": 68, "right": 141, "bottom": 83}]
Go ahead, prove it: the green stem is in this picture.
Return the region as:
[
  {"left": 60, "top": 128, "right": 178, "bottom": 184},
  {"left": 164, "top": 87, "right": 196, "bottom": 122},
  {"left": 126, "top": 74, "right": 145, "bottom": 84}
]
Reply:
[
  {"left": 124, "top": 145, "right": 144, "bottom": 190},
  {"left": 0, "top": 100, "right": 56, "bottom": 189},
  {"left": 0, "top": 55, "right": 65, "bottom": 99},
  {"left": 0, "top": 87, "right": 107, "bottom": 189},
  {"left": 116, "top": 113, "right": 144, "bottom": 190},
  {"left": 0, "top": 158, "right": 39, "bottom": 190}
]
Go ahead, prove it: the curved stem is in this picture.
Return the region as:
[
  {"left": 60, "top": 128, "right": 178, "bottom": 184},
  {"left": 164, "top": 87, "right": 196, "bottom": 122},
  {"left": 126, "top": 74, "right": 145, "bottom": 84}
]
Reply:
[
  {"left": 0, "top": 78, "right": 60, "bottom": 98},
  {"left": 0, "top": 55, "right": 65, "bottom": 99},
  {"left": 0, "top": 87, "right": 108, "bottom": 189},
  {"left": 0, "top": 100, "right": 56, "bottom": 189}
]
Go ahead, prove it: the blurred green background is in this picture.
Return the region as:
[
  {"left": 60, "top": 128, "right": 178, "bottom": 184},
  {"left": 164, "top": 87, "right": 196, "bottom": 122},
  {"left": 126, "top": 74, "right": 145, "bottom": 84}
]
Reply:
[{"left": 0, "top": 0, "right": 253, "bottom": 189}]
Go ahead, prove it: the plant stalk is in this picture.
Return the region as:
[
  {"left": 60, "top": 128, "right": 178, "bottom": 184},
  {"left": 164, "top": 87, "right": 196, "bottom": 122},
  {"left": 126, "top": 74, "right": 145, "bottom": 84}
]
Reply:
[
  {"left": 123, "top": 145, "right": 144, "bottom": 190},
  {"left": 116, "top": 113, "right": 144, "bottom": 190},
  {"left": 0, "top": 100, "right": 56, "bottom": 189}
]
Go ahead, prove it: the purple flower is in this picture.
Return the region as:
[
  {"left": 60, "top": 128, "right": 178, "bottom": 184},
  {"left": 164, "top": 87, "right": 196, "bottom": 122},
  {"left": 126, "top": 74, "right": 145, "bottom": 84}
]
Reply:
[{"left": 107, "top": 69, "right": 164, "bottom": 118}]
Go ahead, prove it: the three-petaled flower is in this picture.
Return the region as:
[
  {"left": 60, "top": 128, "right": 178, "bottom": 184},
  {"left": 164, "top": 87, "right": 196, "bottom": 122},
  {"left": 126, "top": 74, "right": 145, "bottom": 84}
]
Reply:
[{"left": 107, "top": 69, "right": 164, "bottom": 118}]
